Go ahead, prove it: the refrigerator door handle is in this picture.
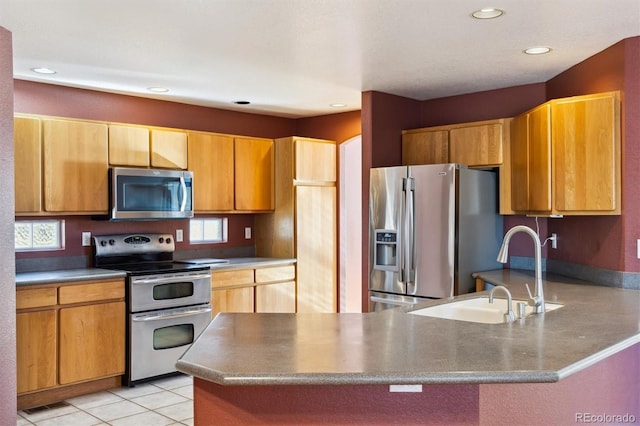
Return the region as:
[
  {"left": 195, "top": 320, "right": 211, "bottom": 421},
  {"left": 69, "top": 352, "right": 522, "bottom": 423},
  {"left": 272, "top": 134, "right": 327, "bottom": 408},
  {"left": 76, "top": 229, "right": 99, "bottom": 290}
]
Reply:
[{"left": 405, "top": 176, "right": 416, "bottom": 293}]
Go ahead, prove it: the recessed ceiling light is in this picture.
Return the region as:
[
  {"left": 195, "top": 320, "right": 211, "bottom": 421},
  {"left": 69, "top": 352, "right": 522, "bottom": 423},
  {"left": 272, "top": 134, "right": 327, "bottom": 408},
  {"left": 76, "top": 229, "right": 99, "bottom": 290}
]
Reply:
[
  {"left": 524, "top": 46, "right": 552, "bottom": 55},
  {"left": 330, "top": 103, "right": 347, "bottom": 108},
  {"left": 147, "top": 87, "right": 169, "bottom": 93},
  {"left": 234, "top": 100, "right": 251, "bottom": 105},
  {"left": 30, "top": 67, "right": 57, "bottom": 75},
  {"left": 471, "top": 8, "right": 504, "bottom": 19}
]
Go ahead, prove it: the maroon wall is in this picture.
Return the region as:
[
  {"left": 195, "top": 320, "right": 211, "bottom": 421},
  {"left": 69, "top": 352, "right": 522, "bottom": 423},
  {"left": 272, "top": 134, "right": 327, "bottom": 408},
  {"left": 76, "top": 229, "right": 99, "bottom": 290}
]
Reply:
[
  {"left": 0, "top": 25, "right": 17, "bottom": 422},
  {"left": 545, "top": 37, "right": 640, "bottom": 272},
  {"left": 421, "top": 83, "right": 547, "bottom": 127},
  {"left": 14, "top": 80, "right": 296, "bottom": 138},
  {"left": 297, "top": 110, "right": 361, "bottom": 144}
]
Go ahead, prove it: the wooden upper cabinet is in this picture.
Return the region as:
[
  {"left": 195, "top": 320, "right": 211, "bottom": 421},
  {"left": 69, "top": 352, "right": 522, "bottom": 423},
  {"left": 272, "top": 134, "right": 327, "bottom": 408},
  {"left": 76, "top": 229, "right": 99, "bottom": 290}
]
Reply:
[
  {"left": 510, "top": 91, "right": 620, "bottom": 215},
  {"left": 402, "top": 129, "right": 448, "bottom": 165},
  {"left": 294, "top": 138, "right": 336, "bottom": 182},
  {"left": 510, "top": 113, "right": 530, "bottom": 213},
  {"left": 188, "top": 132, "right": 235, "bottom": 212},
  {"left": 150, "top": 129, "right": 188, "bottom": 169},
  {"left": 552, "top": 92, "right": 620, "bottom": 214},
  {"left": 449, "top": 123, "right": 503, "bottom": 166},
  {"left": 42, "top": 118, "right": 109, "bottom": 213},
  {"left": 14, "top": 116, "right": 42, "bottom": 213},
  {"left": 527, "top": 103, "right": 553, "bottom": 213},
  {"left": 234, "top": 137, "right": 274, "bottom": 211},
  {"left": 108, "top": 124, "right": 150, "bottom": 167}
]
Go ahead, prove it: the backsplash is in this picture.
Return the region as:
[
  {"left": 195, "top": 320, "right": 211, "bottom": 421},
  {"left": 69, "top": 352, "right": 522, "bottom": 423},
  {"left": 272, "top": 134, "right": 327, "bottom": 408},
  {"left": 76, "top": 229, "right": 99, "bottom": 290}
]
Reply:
[{"left": 15, "top": 214, "right": 256, "bottom": 273}]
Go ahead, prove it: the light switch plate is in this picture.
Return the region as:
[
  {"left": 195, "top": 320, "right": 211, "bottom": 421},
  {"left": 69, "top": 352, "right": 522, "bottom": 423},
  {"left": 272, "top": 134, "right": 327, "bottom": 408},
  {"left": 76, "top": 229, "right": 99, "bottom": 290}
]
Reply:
[
  {"left": 82, "top": 232, "right": 91, "bottom": 247},
  {"left": 176, "top": 229, "right": 183, "bottom": 242},
  {"left": 245, "top": 227, "right": 252, "bottom": 239}
]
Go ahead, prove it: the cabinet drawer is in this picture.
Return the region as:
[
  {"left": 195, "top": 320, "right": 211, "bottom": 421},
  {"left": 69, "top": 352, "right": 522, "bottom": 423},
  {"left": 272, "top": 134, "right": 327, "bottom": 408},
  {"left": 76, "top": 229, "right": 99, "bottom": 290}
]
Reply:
[
  {"left": 58, "top": 280, "right": 125, "bottom": 305},
  {"left": 255, "top": 265, "right": 295, "bottom": 284},
  {"left": 211, "top": 269, "right": 255, "bottom": 289},
  {"left": 16, "top": 287, "right": 57, "bottom": 309}
]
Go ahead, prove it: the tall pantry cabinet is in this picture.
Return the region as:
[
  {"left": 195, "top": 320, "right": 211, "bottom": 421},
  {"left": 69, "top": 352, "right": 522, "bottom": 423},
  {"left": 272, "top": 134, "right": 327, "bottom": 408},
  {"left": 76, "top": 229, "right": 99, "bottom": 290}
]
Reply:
[{"left": 255, "top": 137, "right": 337, "bottom": 313}]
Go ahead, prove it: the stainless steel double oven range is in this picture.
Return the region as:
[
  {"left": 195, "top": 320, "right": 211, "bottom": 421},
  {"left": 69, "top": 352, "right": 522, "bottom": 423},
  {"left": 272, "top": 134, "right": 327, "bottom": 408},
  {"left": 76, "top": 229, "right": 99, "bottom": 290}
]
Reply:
[{"left": 94, "top": 233, "right": 212, "bottom": 386}]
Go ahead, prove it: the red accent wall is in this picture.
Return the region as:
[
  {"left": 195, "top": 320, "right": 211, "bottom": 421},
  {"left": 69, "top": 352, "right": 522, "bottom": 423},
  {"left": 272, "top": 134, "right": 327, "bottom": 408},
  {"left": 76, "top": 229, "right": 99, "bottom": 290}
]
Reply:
[
  {"left": 0, "top": 25, "right": 17, "bottom": 422},
  {"left": 545, "top": 37, "right": 640, "bottom": 272},
  {"left": 14, "top": 80, "right": 296, "bottom": 138},
  {"left": 421, "top": 83, "right": 547, "bottom": 127},
  {"left": 297, "top": 110, "right": 361, "bottom": 144}
]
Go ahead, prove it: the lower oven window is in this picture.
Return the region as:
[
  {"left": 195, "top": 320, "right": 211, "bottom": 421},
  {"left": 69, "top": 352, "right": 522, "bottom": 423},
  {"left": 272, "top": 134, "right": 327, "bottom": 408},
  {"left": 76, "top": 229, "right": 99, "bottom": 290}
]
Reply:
[
  {"left": 153, "top": 324, "right": 195, "bottom": 350},
  {"left": 153, "top": 282, "right": 194, "bottom": 300}
]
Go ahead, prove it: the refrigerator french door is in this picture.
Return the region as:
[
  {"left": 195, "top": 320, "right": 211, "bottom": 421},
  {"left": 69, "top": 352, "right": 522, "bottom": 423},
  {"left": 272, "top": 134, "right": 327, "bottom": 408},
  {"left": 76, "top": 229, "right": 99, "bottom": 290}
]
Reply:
[{"left": 369, "top": 164, "right": 502, "bottom": 311}]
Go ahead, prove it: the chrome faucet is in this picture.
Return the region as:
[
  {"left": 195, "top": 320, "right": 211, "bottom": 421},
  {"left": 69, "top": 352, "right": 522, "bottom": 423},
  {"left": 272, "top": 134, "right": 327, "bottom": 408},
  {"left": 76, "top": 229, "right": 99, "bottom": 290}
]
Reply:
[
  {"left": 488, "top": 285, "right": 516, "bottom": 323},
  {"left": 496, "top": 225, "right": 545, "bottom": 313}
]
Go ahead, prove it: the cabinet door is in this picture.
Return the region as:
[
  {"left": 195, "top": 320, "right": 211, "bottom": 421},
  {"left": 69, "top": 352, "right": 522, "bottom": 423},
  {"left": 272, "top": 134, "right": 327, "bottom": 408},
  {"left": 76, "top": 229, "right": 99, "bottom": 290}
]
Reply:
[
  {"left": 188, "top": 132, "right": 234, "bottom": 211},
  {"left": 401, "top": 130, "right": 448, "bottom": 165},
  {"left": 16, "top": 310, "right": 57, "bottom": 393},
  {"left": 449, "top": 123, "right": 503, "bottom": 166},
  {"left": 150, "top": 129, "right": 188, "bottom": 169},
  {"left": 527, "top": 104, "right": 552, "bottom": 213},
  {"left": 295, "top": 185, "right": 337, "bottom": 313},
  {"left": 552, "top": 92, "right": 620, "bottom": 213},
  {"left": 42, "top": 119, "right": 109, "bottom": 212},
  {"left": 212, "top": 288, "right": 254, "bottom": 317},
  {"left": 108, "top": 124, "right": 150, "bottom": 166},
  {"left": 59, "top": 301, "right": 125, "bottom": 384},
  {"left": 234, "top": 137, "right": 274, "bottom": 211},
  {"left": 255, "top": 282, "right": 296, "bottom": 313},
  {"left": 294, "top": 139, "right": 336, "bottom": 182},
  {"left": 510, "top": 114, "right": 529, "bottom": 212},
  {"left": 14, "top": 116, "right": 42, "bottom": 213}
]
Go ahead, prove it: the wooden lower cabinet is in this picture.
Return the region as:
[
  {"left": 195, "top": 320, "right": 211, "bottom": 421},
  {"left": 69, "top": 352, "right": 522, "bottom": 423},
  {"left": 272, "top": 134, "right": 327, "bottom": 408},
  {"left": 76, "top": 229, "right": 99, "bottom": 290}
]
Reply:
[
  {"left": 212, "top": 287, "right": 255, "bottom": 316},
  {"left": 16, "top": 310, "right": 57, "bottom": 394},
  {"left": 255, "top": 281, "right": 296, "bottom": 313},
  {"left": 16, "top": 279, "right": 125, "bottom": 410},
  {"left": 59, "top": 301, "right": 125, "bottom": 384},
  {"left": 211, "top": 265, "right": 296, "bottom": 316}
]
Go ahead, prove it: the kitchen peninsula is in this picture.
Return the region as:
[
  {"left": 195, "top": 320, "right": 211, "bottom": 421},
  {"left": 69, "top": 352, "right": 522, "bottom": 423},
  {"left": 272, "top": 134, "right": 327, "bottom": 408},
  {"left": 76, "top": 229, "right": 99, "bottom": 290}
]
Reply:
[{"left": 177, "top": 269, "right": 640, "bottom": 425}]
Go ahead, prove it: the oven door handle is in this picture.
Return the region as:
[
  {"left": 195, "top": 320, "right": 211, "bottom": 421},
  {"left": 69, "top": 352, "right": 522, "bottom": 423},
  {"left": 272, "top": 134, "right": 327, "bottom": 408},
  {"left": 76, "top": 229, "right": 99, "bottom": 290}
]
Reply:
[
  {"left": 132, "top": 306, "right": 212, "bottom": 322},
  {"left": 131, "top": 273, "right": 212, "bottom": 285}
]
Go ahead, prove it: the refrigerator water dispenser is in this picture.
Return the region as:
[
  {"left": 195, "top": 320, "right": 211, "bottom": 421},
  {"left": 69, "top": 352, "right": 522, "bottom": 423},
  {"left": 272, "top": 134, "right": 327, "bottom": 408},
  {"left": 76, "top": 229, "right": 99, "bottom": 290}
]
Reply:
[{"left": 374, "top": 230, "right": 399, "bottom": 271}]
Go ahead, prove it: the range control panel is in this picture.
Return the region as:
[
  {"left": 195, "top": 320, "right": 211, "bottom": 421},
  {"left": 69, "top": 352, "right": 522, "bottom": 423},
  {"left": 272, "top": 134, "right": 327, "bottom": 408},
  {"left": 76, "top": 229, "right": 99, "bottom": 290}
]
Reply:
[{"left": 93, "top": 233, "right": 175, "bottom": 256}]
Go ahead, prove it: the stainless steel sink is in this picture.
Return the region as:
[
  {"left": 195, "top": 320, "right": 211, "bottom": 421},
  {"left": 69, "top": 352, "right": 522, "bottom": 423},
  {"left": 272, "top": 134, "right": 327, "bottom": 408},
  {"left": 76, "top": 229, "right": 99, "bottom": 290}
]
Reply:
[{"left": 408, "top": 297, "right": 564, "bottom": 324}]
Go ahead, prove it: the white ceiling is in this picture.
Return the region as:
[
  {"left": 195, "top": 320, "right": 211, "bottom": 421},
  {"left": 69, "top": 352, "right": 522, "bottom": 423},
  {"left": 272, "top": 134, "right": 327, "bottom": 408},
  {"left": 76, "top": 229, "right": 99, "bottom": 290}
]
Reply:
[{"left": 2, "top": 0, "right": 639, "bottom": 118}]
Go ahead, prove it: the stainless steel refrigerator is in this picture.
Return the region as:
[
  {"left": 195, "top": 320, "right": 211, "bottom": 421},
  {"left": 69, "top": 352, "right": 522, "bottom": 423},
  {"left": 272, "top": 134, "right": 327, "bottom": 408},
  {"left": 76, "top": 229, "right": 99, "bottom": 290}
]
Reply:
[{"left": 369, "top": 163, "right": 503, "bottom": 311}]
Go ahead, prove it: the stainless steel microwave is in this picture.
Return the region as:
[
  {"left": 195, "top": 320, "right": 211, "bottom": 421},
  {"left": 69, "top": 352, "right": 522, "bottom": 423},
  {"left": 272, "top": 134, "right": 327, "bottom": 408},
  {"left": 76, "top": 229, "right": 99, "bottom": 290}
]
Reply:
[{"left": 110, "top": 167, "right": 194, "bottom": 220}]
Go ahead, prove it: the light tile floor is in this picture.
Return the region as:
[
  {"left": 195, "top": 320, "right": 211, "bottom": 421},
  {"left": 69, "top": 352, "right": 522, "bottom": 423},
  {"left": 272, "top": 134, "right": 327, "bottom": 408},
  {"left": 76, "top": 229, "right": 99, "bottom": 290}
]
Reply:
[{"left": 17, "top": 374, "right": 194, "bottom": 426}]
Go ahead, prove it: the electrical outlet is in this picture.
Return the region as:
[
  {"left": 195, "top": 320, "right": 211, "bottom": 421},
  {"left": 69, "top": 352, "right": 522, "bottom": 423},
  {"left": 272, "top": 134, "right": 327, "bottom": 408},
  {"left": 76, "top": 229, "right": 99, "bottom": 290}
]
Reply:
[
  {"left": 245, "top": 227, "right": 252, "bottom": 240},
  {"left": 176, "top": 229, "right": 183, "bottom": 242},
  {"left": 82, "top": 232, "right": 91, "bottom": 247},
  {"left": 551, "top": 233, "right": 558, "bottom": 249}
]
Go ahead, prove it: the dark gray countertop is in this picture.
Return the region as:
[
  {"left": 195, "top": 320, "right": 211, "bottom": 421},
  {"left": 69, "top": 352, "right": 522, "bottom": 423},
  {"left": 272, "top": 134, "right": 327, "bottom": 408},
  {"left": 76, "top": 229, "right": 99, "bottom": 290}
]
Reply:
[
  {"left": 16, "top": 257, "right": 295, "bottom": 286},
  {"left": 16, "top": 268, "right": 127, "bottom": 286},
  {"left": 176, "top": 269, "right": 640, "bottom": 386}
]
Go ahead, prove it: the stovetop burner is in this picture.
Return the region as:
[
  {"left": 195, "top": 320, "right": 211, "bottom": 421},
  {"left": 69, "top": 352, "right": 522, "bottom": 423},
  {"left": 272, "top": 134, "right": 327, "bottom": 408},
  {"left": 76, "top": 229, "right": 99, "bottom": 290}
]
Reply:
[{"left": 93, "top": 233, "right": 208, "bottom": 275}]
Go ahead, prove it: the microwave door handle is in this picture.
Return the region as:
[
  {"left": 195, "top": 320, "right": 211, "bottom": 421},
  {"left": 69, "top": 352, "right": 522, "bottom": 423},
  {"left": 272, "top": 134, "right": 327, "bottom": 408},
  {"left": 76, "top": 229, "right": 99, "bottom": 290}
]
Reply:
[{"left": 179, "top": 176, "right": 187, "bottom": 212}]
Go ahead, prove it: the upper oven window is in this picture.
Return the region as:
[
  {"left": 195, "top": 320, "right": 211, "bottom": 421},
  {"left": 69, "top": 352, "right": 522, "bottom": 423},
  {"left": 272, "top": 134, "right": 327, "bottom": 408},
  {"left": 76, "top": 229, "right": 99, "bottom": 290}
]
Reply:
[{"left": 153, "top": 282, "right": 194, "bottom": 301}]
